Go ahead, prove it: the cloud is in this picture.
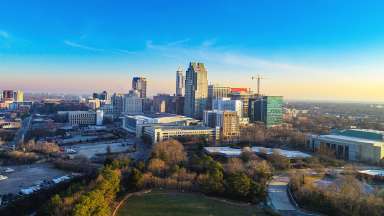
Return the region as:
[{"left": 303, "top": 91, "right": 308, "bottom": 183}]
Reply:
[
  {"left": 113, "top": 49, "right": 137, "bottom": 54},
  {"left": 0, "top": 30, "right": 10, "bottom": 39},
  {"left": 144, "top": 38, "right": 314, "bottom": 75},
  {"left": 146, "top": 38, "right": 190, "bottom": 50},
  {"left": 64, "top": 40, "right": 104, "bottom": 52}
]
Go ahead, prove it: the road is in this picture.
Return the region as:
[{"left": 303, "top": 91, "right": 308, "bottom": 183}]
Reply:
[
  {"left": 8, "top": 116, "right": 32, "bottom": 148},
  {"left": 267, "top": 175, "right": 319, "bottom": 216}
]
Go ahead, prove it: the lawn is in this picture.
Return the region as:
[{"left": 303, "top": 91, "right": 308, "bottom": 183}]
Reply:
[{"left": 117, "top": 190, "right": 270, "bottom": 216}]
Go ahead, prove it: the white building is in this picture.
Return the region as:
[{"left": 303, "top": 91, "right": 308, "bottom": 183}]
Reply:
[
  {"left": 122, "top": 113, "right": 198, "bottom": 136},
  {"left": 123, "top": 90, "right": 143, "bottom": 114},
  {"left": 212, "top": 97, "right": 242, "bottom": 117},
  {"left": 59, "top": 111, "right": 103, "bottom": 126},
  {"left": 143, "top": 125, "right": 219, "bottom": 144}
]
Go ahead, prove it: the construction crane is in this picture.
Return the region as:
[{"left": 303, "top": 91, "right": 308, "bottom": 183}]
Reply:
[{"left": 251, "top": 74, "right": 264, "bottom": 96}]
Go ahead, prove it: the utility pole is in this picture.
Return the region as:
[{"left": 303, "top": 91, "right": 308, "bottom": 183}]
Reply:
[{"left": 251, "top": 74, "right": 264, "bottom": 96}]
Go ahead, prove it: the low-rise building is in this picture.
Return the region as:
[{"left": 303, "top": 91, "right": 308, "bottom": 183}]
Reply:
[
  {"left": 143, "top": 125, "right": 219, "bottom": 144},
  {"left": 58, "top": 110, "right": 103, "bottom": 126},
  {"left": 307, "top": 129, "right": 384, "bottom": 162},
  {"left": 122, "top": 113, "right": 198, "bottom": 136}
]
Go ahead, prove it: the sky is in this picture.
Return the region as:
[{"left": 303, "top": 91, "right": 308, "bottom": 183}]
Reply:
[{"left": 1, "top": 0, "right": 384, "bottom": 102}]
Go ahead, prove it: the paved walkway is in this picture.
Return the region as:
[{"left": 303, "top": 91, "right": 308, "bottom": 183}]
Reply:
[{"left": 267, "top": 176, "right": 318, "bottom": 216}]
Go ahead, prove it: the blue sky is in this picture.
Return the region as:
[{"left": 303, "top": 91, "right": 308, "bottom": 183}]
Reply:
[{"left": 1, "top": 0, "right": 384, "bottom": 101}]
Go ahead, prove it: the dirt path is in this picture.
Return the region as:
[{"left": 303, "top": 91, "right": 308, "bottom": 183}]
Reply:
[{"left": 112, "top": 190, "right": 152, "bottom": 216}]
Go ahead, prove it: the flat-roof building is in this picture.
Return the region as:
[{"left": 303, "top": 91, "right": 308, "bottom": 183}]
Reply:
[
  {"left": 144, "top": 125, "right": 219, "bottom": 144},
  {"left": 122, "top": 113, "right": 198, "bottom": 136},
  {"left": 308, "top": 129, "right": 384, "bottom": 162}
]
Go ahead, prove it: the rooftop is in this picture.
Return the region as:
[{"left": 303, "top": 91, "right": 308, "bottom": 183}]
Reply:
[
  {"left": 153, "top": 125, "right": 213, "bottom": 131},
  {"left": 318, "top": 134, "right": 383, "bottom": 145},
  {"left": 333, "top": 129, "right": 384, "bottom": 141},
  {"left": 204, "top": 147, "right": 311, "bottom": 159}
]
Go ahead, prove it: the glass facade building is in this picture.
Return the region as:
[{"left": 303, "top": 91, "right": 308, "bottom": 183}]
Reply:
[{"left": 249, "top": 96, "right": 283, "bottom": 128}]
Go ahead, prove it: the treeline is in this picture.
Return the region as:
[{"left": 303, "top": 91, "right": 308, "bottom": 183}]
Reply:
[
  {"left": 239, "top": 123, "right": 307, "bottom": 150},
  {"left": 41, "top": 139, "right": 275, "bottom": 215},
  {"left": 41, "top": 157, "right": 130, "bottom": 216},
  {"left": 290, "top": 171, "right": 384, "bottom": 216},
  {"left": 135, "top": 140, "right": 273, "bottom": 202}
]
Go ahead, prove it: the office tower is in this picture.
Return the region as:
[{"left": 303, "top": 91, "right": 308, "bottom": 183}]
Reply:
[
  {"left": 93, "top": 91, "right": 110, "bottom": 103},
  {"left": 2, "top": 90, "right": 14, "bottom": 101},
  {"left": 249, "top": 96, "right": 283, "bottom": 128},
  {"left": 204, "top": 110, "right": 240, "bottom": 143},
  {"left": 229, "top": 88, "right": 256, "bottom": 118},
  {"left": 176, "top": 67, "right": 184, "bottom": 96},
  {"left": 123, "top": 90, "right": 143, "bottom": 114},
  {"left": 153, "top": 94, "right": 184, "bottom": 115},
  {"left": 14, "top": 90, "right": 24, "bottom": 102},
  {"left": 153, "top": 94, "right": 173, "bottom": 113},
  {"left": 111, "top": 93, "right": 124, "bottom": 119},
  {"left": 170, "top": 96, "right": 184, "bottom": 115},
  {"left": 207, "top": 84, "right": 231, "bottom": 109},
  {"left": 132, "top": 77, "right": 147, "bottom": 98},
  {"left": 212, "top": 97, "right": 243, "bottom": 117},
  {"left": 184, "top": 62, "right": 208, "bottom": 119}
]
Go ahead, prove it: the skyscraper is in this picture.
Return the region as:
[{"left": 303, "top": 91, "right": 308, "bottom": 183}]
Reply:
[
  {"left": 249, "top": 96, "right": 283, "bottom": 128},
  {"left": 132, "top": 77, "right": 147, "bottom": 98},
  {"left": 207, "top": 84, "right": 231, "bottom": 109},
  {"left": 176, "top": 67, "right": 184, "bottom": 96},
  {"left": 184, "top": 62, "right": 208, "bottom": 119}
]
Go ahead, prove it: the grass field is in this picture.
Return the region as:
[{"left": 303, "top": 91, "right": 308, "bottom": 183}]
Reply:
[{"left": 117, "top": 190, "right": 270, "bottom": 216}]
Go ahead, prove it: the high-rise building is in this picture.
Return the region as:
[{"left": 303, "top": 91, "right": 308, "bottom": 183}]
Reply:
[
  {"left": 249, "top": 96, "right": 283, "bottom": 128},
  {"left": 111, "top": 93, "right": 124, "bottom": 119},
  {"left": 229, "top": 89, "right": 256, "bottom": 118},
  {"left": 176, "top": 67, "right": 184, "bottom": 96},
  {"left": 153, "top": 94, "right": 173, "bottom": 113},
  {"left": 153, "top": 94, "right": 184, "bottom": 115},
  {"left": 2, "top": 90, "right": 14, "bottom": 101},
  {"left": 212, "top": 97, "right": 242, "bottom": 117},
  {"left": 207, "top": 84, "right": 231, "bottom": 109},
  {"left": 204, "top": 110, "right": 240, "bottom": 143},
  {"left": 123, "top": 90, "right": 143, "bottom": 114},
  {"left": 1, "top": 90, "right": 23, "bottom": 102},
  {"left": 132, "top": 77, "right": 147, "bottom": 98},
  {"left": 14, "top": 90, "right": 24, "bottom": 102},
  {"left": 184, "top": 62, "right": 208, "bottom": 119}
]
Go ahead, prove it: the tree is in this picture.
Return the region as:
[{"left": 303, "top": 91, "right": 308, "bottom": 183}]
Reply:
[
  {"left": 152, "top": 139, "right": 186, "bottom": 165},
  {"left": 225, "top": 172, "right": 252, "bottom": 198},
  {"left": 245, "top": 160, "right": 272, "bottom": 183},
  {"left": 199, "top": 159, "right": 225, "bottom": 194},
  {"left": 225, "top": 158, "right": 244, "bottom": 174},
  {"left": 148, "top": 158, "right": 167, "bottom": 177},
  {"left": 126, "top": 168, "right": 144, "bottom": 190},
  {"left": 268, "top": 149, "right": 290, "bottom": 170},
  {"left": 240, "top": 147, "right": 258, "bottom": 162}
]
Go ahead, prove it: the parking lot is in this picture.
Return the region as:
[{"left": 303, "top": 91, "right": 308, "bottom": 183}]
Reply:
[
  {"left": 68, "top": 138, "right": 136, "bottom": 159},
  {"left": 0, "top": 163, "right": 69, "bottom": 195}
]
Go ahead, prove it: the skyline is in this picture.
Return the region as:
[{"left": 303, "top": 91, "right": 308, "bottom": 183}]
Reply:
[{"left": 1, "top": 0, "right": 384, "bottom": 102}]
